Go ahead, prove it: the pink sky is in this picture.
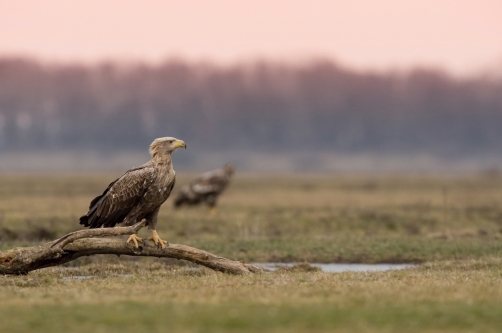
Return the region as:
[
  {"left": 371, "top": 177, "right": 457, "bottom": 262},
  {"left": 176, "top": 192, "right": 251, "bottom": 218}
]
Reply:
[{"left": 1, "top": 0, "right": 502, "bottom": 75}]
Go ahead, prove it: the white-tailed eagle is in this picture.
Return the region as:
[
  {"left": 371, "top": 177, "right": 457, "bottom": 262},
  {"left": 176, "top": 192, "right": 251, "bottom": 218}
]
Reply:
[
  {"left": 174, "top": 163, "right": 234, "bottom": 213},
  {"left": 79, "top": 137, "right": 186, "bottom": 248}
]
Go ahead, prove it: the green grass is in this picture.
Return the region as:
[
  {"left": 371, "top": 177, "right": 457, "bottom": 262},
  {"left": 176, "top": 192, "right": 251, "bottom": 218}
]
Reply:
[
  {"left": 2, "top": 173, "right": 502, "bottom": 263},
  {"left": 2, "top": 173, "right": 502, "bottom": 332},
  {"left": 3, "top": 301, "right": 502, "bottom": 333},
  {"left": 2, "top": 173, "right": 502, "bottom": 261},
  {"left": 2, "top": 258, "right": 502, "bottom": 332}
]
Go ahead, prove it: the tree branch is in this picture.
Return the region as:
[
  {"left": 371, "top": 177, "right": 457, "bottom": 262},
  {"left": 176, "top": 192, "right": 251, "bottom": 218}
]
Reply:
[
  {"left": 49, "top": 220, "right": 147, "bottom": 249},
  {"left": 0, "top": 222, "right": 262, "bottom": 275}
]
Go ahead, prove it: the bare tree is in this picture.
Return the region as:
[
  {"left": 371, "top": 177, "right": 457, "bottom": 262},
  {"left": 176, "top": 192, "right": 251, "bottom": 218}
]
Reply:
[{"left": 0, "top": 221, "right": 262, "bottom": 275}]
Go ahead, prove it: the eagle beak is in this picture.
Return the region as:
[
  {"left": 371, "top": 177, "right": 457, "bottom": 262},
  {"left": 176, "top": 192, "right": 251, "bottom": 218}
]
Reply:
[{"left": 174, "top": 140, "right": 186, "bottom": 149}]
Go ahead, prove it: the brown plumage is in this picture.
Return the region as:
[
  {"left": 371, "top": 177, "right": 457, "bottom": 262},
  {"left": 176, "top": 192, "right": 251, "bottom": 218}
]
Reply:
[
  {"left": 174, "top": 163, "right": 234, "bottom": 211},
  {"left": 79, "top": 137, "right": 186, "bottom": 248}
]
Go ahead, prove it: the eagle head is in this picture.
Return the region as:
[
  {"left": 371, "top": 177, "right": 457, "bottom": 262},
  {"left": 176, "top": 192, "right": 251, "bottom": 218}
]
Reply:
[{"left": 149, "top": 137, "right": 186, "bottom": 157}]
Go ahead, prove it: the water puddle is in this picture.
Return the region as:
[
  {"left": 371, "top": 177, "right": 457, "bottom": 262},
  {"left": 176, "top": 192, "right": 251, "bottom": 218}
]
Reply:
[
  {"left": 253, "top": 263, "right": 416, "bottom": 273},
  {"left": 59, "top": 264, "right": 415, "bottom": 280}
]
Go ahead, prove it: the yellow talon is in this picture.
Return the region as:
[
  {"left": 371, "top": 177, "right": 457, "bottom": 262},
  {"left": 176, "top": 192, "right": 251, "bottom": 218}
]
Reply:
[
  {"left": 209, "top": 207, "right": 217, "bottom": 215},
  {"left": 126, "top": 234, "right": 143, "bottom": 248},
  {"left": 147, "top": 230, "right": 168, "bottom": 249}
]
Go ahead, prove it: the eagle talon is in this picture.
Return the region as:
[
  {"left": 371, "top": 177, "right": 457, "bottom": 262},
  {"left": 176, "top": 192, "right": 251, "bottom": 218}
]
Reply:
[
  {"left": 147, "top": 230, "right": 168, "bottom": 249},
  {"left": 126, "top": 234, "right": 143, "bottom": 248}
]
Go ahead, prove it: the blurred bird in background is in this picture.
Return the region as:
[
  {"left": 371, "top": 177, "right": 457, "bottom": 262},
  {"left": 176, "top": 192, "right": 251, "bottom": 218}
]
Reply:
[{"left": 174, "top": 163, "right": 235, "bottom": 214}]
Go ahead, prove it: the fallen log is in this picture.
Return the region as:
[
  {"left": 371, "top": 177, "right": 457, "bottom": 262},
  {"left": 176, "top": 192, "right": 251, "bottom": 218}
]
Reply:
[{"left": 0, "top": 221, "right": 262, "bottom": 275}]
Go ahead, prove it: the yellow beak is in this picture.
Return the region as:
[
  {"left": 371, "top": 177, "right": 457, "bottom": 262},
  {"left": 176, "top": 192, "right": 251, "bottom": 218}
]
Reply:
[{"left": 174, "top": 139, "right": 187, "bottom": 149}]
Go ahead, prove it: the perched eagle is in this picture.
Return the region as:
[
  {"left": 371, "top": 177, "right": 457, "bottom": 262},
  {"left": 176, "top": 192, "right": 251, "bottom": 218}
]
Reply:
[
  {"left": 173, "top": 163, "right": 234, "bottom": 213},
  {"left": 79, "top": 137, "right": 186, "bottom": 248}
]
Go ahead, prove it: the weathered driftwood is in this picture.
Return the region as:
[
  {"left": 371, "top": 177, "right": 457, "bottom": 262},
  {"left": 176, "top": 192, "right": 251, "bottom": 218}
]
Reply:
[{"left": 0, "top": 221, "right": 262, "bottom": 275}]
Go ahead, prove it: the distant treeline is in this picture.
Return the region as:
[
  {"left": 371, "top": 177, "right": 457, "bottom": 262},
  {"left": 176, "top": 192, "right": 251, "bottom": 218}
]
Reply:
[{"left": 0, "top": 57, "right": 501, "bottom": 156}]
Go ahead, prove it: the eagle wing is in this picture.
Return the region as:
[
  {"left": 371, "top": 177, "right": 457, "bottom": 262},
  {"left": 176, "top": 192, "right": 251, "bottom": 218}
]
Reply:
[{"left": 80, "top": 165, "right": 156, "bottom": 228}]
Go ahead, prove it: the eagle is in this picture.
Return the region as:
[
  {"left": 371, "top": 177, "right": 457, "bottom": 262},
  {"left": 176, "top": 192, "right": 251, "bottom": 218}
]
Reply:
[
  {"left": 173, "top": 163, "right": 234, "bottom": 213},
  {"left": 79, "top": 137, "right": 186, "bottom": 248}
]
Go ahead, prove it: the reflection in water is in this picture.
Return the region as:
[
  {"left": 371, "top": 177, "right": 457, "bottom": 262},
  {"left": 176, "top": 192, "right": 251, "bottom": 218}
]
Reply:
[
  {"left": 59, "top": 264, "right": 415, "bottom": 280},
  {"left": 253, "top": 263, "right": 416, "bottom": 273}
]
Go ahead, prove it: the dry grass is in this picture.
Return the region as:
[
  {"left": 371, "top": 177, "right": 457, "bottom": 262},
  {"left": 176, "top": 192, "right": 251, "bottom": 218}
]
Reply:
[
  {"left": 1, "top": 258, "right": 502, "bottom": 332},
  {"left": 2, "top": 173, "right": 502, "bottom": 262},
  {"left": 1, "top": 173, "right": 502, "bottom": 332},
  {"left": 1, "top": 258, "right": 502, "bottom": 306}
]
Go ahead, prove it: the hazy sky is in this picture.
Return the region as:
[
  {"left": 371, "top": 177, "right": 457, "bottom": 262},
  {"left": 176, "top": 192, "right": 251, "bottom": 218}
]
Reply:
[{"left": 1, "top": 0, "right": 502, "bottom": 75}]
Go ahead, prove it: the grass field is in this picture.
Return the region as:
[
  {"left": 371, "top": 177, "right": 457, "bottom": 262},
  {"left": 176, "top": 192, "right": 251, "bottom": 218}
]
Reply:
[{"left": 1, "top": 173, "right": 502, "bottom": 332}]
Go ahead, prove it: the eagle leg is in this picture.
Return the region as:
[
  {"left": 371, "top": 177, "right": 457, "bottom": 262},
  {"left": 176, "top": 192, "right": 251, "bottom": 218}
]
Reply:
[
  {"left": 147, "top": 230, "right": 169, "bottom": 249},
  {"left": 126, "top": 234, "right": 143, "bottom": 248},
  {"left": 209, "top": 207, "right": 217, "bottom": 215}
]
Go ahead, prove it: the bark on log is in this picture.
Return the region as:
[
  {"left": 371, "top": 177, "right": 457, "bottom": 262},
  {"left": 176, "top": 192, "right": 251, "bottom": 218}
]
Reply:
[{"left": 0, "top": 221, "right": 262, "bottom": 275}]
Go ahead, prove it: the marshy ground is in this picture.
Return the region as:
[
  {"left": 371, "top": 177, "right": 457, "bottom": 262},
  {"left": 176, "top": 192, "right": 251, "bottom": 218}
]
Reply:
[{"left": 1, "top": 173, "right": 502, "bottom": 332}]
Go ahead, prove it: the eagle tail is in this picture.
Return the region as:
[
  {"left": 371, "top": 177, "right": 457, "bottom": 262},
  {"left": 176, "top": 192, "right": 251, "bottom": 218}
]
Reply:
[
  {"left": 79, "top": 204, "right": 101, "bottom": 228},
  {"left": 79, "top": 215, "right": 90, "bottom": 227},
  {"left": 79, "top": 193, "right": 103, "bottom": 228},
  {"left": 79, "top": 208, "right": 124, "bottom": 229}
]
